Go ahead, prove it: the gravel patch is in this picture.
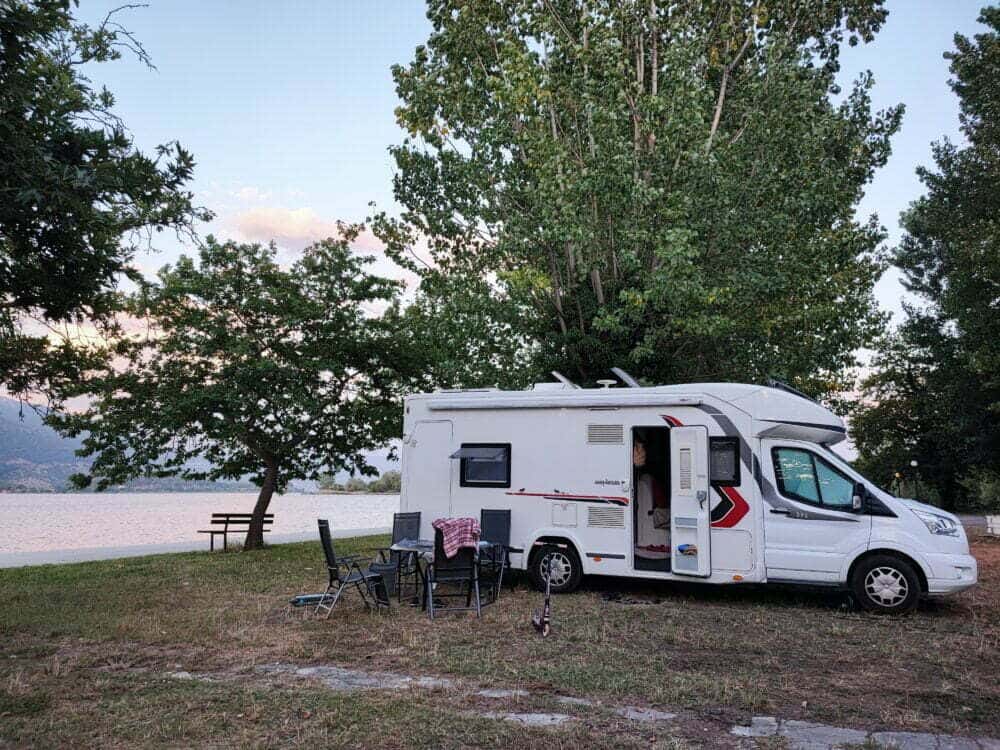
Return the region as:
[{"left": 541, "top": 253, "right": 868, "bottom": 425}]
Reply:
[
  {"left": 732, "top": 716, "right": 997, "bottom": 750},
  {"left": 482, "top": 712, "right": 573, "bottom": 727},
  {"left": 255, "top": 663, "right": 456, "bottom": 692},
  {"left": 614, "top": 706, "right": 677, "bottom": 723}
]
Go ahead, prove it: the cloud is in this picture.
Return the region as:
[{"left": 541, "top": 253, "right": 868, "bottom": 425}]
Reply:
[
  {"left": 225, "top": 206, "right": 390, "bottom": 253},
  {"left": 227, "top": 207, "right": 340, "bottom": 249},
  {"left": 231, "top": 186, "right": 272, "bottom": 203},
  {"left": 220, "top": 206, "right": 418, "bottom": 285}
]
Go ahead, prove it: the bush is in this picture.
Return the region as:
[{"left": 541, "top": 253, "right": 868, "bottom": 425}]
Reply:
[{"left": 959, "top": 469, "right": 1000, "bottom": 514}]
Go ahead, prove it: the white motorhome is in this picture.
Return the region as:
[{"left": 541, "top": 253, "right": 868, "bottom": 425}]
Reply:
[{"left": 400, "top": 376, "right": 978, "bottom": 613}]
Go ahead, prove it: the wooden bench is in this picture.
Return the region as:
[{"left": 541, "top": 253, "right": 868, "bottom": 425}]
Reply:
[{"left": 198, "top": 513, "right": 274, "bottom": 551}]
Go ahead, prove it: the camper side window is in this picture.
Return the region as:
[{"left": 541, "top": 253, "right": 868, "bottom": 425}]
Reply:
[
  {"left": 459, "top": 443, "right": 511, "bottom": 488},
  {"left": 709, "top": 437, "right": 740, "bottom": 486}
]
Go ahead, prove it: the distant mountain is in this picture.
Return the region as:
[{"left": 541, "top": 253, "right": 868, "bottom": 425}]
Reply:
[
  {"left": 0, "top": 398, "right": 399, "bottom": 493},
  {"left": 0, "top": 399, "right": 87, "bottom": 492}
]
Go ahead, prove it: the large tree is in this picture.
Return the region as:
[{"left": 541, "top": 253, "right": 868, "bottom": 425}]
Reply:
[
  {"left": 851, "top": 7, "right": 1000, "bottom": 511},
  {"left": 49, "top": 230, "right": 418, "bottom": 548},
  {"left": 375, "top": 0, "right": 900, "bottom": 394},
  {"left": 849, "top": 316, "right": 993, "bottom": 510},
  {"left": 1, "top": 0, "right": 207, "bottom": 401}
]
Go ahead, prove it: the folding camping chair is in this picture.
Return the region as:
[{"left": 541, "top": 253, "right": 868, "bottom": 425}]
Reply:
[
  {"left": 426, "top": 527, "right": 481, "bottom": 619},
  {"left": 480, "top": 508, "right": 516, "bottom": 602},
  {"left": 315, "top": 519, "right": 389, "bottom": 617},
  {"left": 374, "top": 511, "right": 421, "bottom": 601}
]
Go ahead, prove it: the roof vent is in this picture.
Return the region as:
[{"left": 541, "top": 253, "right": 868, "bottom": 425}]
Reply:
[
  {"left": 611, "top": 367, "right": 641, "bottom": 388},
  {"left": 587, "top": 424, "right": 624, "bottom": 444},
  {"left": 551, "top": 371, "right": 581, "bottom": 389},
  {"left": 532, "top": 382, "right": 573, "bottom": 391}
]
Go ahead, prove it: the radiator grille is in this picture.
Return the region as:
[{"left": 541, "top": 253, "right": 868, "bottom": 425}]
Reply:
[
  {"left": 588, "top": 506, "right": 625, "bottom": 528},
  {"left": 587, "top": 424, "right": 624, "bottom": 444},
  {"left": 679, "top": 448, "right": 692, "bottom": 489}
]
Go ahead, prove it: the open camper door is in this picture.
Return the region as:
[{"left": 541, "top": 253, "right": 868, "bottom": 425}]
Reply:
[{"left": 670, "top": 425, "right": 711, "bottom": 577}]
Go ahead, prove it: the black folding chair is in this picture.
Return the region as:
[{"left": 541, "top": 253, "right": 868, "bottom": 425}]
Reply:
[
  {"left": 315, "top": 519, "right": 389, "bottom": 617},
  {"left": 375, "top": 512, "right": 421, "bottom": 601},
  {"left": 481, "top": 509, "right": 521, "bottom": 601},
  {"left": 426, "top": 528, "right": 481, "bottom": 619}
]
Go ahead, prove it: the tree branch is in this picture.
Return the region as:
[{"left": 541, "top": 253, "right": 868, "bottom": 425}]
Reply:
[{"left": 705, "top": 32, "right": 754, "bottom": 153}]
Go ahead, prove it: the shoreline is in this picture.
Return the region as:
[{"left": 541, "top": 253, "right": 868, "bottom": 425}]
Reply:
[{"left": 0, "top": 526, "right": 390, "bottom": 569}]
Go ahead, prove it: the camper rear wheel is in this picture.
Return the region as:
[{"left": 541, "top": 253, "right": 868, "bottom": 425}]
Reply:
[
  {"left": 851, "top": 554, "right": 921, "bottom": 614},
  {"left": 529, "top": 544, "right": 582, "bottom": 594}
]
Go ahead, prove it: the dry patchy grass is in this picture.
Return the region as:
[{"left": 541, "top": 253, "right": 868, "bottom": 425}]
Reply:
[{"left": 1, "top": 533, "right": 998, "bottom": 746}]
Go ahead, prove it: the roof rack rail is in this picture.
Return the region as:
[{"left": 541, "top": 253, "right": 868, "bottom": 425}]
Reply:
[
  {"left": 550, "top": 371, "right": 581, "bottom": 389},
  {"left": 611, "top": 367, "right": 641, "bottom": 388},
  {"left": 765, "top": 378, "right": 820, "bottom": 405}
]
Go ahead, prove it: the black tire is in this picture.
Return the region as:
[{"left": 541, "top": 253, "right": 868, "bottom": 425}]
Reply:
[
  {"left": 529, "top": 544, "right": 582, "bottom": 594},
  {"left": 851, "top": 554, "right": 921, "bottom": 614}
]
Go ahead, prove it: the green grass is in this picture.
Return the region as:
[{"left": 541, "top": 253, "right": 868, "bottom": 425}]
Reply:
[{"left": 1, "top": 534, "right": 999, "bottom": 746}]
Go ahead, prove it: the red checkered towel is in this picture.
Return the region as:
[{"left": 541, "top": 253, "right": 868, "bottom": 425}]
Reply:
[{"left": 432, "top": 517, "right": 481, "bottom": 558}]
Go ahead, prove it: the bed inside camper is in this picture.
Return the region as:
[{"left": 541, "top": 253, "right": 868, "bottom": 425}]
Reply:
[{"left": 632, "top": 426, "right": 671, "bottom": 572}]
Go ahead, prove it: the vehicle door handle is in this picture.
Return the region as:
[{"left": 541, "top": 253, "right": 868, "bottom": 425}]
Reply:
[{"left": 769, "top": 508, "right": 790, "bottom": 515}]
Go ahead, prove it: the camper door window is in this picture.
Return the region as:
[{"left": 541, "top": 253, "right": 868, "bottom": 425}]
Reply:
[
  {"left": 459, "top": 443, "right": 511, "bottom": 488},
  {"left": 709, "top": 437, "right": 740, "bottom": 486},
  {"left": 772, "top": 447, "right": 854, "bottom": 509}
]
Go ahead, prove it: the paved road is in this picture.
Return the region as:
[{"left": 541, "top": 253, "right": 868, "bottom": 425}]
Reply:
[
  {"left": 0, "top": 526, "right": 390, "bottom": 568},
  {"left": 959, "top": 514, "right": 988, "bottom": 529}
]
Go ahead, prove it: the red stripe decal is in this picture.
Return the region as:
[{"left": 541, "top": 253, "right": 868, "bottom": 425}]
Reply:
[
  {"left": 712, "top": 485, "right": 750, "bottom": 528},
  {"left": 505, "top": 491, "right": 630, "bottom": 506},
  {"left": 661, "top": 415, "right": 683, "bottom": 427}
]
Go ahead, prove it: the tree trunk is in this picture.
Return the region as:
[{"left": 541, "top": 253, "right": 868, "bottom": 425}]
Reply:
[
  {"left": 244, "top": 461, "right": 278, "bottom": 550},
  {"left": 938, "top": 477, "right": 957, "bottom": 513}
]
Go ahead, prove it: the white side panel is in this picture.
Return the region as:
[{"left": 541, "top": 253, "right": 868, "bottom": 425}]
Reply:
[
  {"left": 670, "top": 425, "right": 711, "bottom": 576},
  {"left": 401, "top": 420, "right": 453, "bottom": 538},
  {"left": 709, "top": 529, "right": 753, "bottom": 572},
  {"left": 761, "top": 439, "right": 871, "bottom": 582}
]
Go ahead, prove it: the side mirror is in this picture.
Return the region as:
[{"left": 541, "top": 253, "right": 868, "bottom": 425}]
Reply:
[{"left": 852, "top": 483, "right": 867, "bottom": 512}]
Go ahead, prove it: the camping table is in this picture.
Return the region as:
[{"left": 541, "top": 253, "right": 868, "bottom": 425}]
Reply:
[{"left": 390, "top": 539, "right": 495, "bottom": 610}]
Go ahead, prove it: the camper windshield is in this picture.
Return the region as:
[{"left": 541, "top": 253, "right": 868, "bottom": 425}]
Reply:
[
  {"left": 816, "top": 445, "right": 892, "bottom": 497},
  {"left": 773, "top": 448, "right": 853, "bottom": 508}
]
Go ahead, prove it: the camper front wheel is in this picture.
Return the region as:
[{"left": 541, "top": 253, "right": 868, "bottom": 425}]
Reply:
[
  {"left": 851, "top": 554, "right": 921, "bottom": 614},
  {"left": 530, "top": 544, "right": 582, "bottom": 594}
]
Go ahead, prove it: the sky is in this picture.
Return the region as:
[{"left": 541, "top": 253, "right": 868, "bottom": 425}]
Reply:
[{"left": 75, "top": 0, "right": 991, "bottom": 322}]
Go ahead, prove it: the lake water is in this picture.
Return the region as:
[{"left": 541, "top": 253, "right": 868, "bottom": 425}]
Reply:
[{"left": 0, "top": 492, "right": 399, "bottom": 568}]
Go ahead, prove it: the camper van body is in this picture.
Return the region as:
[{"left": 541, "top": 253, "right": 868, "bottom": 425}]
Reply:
[{"left": 400, "top": 382, "right": 977, "bottom": 611}]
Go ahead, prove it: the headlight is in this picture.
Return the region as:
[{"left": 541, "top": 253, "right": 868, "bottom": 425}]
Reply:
[{"left": 912, "top": 508, "right": 959, "bottom": 537}]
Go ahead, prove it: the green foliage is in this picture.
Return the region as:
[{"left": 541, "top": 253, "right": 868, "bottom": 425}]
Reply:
[
  {"left": 376, "top": 0, "right": 900, "bottom": 393},
  {"left": 319, "top": 469, "right": 402, "bottom": 493},
  {"left": 851, "top": 7, "right": 1000, "bottom": 511},
  {"left": 387, "top": 269, "right": 538, "bottom": 390},
  {"left": 0, "top": 0, "right": 208, "bottom": 400},
  {"left": 48, "top": 230, "right": 420, "bottom": 545},
  {"left": 959, "top": 468, "right": 1000, "bottom": 513},
  {"left": 369, "top": 469, "right": 402, "bottom": 493},
  {"left": 849, "top": 320, "right": 990, "bottom": 510}
]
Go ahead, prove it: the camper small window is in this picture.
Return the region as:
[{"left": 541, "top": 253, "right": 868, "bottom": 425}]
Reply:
[
  {"left": 459, "top": 443, "right": 511, "bottom": 488},
  {"left": 709, "top": 437, "right": 740, "bottom": 486}
]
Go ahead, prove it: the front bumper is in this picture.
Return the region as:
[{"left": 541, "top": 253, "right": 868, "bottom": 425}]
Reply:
[{"left": 924, "top": 553, "right": 978, "bottom": 596}]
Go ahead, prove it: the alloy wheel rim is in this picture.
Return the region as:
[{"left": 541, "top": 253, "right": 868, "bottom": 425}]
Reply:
[
  {"left": 864, "top": 566, "right": 909, "bottom": 607},
  {"left": 542, "top": 552, "right": 572, "bottom": 586}
]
